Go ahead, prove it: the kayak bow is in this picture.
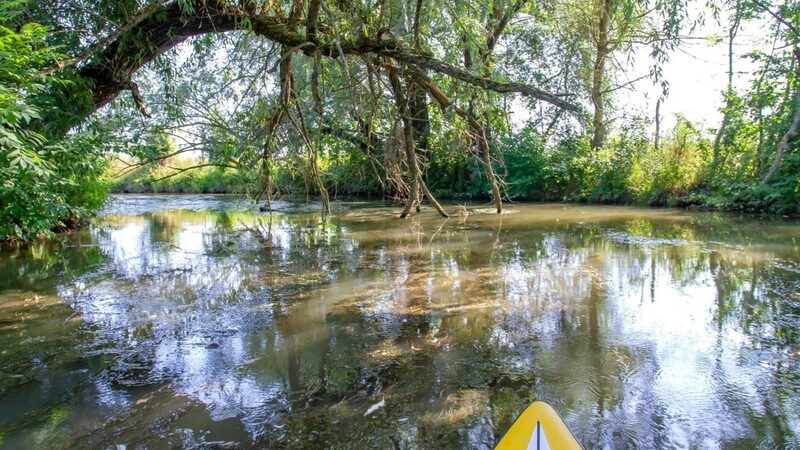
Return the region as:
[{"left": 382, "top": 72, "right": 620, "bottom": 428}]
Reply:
[{"left": 494, "top": 401, "right": 582, "bottom": 450}]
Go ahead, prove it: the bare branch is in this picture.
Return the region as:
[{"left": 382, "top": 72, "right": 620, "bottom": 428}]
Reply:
[{"left": 751, "top": 0, "right": 800, "bottom": 38}]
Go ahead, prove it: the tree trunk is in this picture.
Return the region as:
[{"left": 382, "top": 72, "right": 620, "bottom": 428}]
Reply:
[
  {"left": 311, "top": 52, "right": 331, "bottom": 215},
  {"left": 387, "top": 66, "right": 448, "bottom": 218},
  {"left": 388, "top": 68, "right": 421, "bottom": 218},
  {"left": 762, "top": 86, "right": 800, "bottom": 184},
  {"left": 256, "top": 44, "right": 296, "bottom": 209},
  {"left": 762, "top": 47, "right": 800, "bottom": 184},
  {"left": 407, "top": 66, "right": 501, "bottom": 214},
  {"left": 710, "top": 0, "right": 741, "bottom": 179},
  {"left": 459, "top": 1, "right": 524, "bottom": 216},
  {"left": 479, "top": 127, "right": 503, "bottom": 213},
  {"left": 590, "top": 0, "right": 612, "bottom": 150},
  {"left": 475, "top": 91, "right": 502, "bottom": 213},
  {"left": 654, "top": 98, "right": 661, "bottom": 153}
]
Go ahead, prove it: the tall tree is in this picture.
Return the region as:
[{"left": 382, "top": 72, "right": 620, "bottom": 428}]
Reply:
[
  {"left": 751, "top": 0, "right": 800, "bottom": 184},
  {"left": 710, "top": 0, "right": 744, "bottom": 179}
]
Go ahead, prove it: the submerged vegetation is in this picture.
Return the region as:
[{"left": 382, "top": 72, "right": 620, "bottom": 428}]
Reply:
[
  {"left": 3, "top": 0, "right": 800, "bottom": 239},
  {"left": 1, "top": 197, "right": 798, "bottom": 447}
]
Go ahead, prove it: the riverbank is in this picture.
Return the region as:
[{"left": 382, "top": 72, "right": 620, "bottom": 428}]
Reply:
[
  {"left": 110, "top": 177, "right": 797, "bottom": 217},
  {"left": 112, "top": 165, "right": 247, "bottom": 195}
]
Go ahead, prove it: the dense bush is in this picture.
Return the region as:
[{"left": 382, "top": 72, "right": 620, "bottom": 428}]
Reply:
[
  {"left": 112, "top": 163, "right": 248, "bottom": 194},
  {"left": 0, "top": 17, "right": 107, "bottom": 241},
  {"left": 111, "top": 111, "right": 800, "bottom": 218}
]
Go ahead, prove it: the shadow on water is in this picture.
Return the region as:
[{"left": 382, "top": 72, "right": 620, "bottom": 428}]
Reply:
[{"left": 0, "top": 195, "right": 798, "bottom": 448}]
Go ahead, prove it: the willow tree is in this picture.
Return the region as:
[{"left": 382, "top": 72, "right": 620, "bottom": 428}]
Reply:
[
  {"left": 543, "top": 0, "right": 690, "bottom": 150},
  {"left": 11, "top": 0, "right": 579, "bottom": 218},
  {"left": 710, "top": 0, "right": 746, "bottom": 179},
  {"left": 752, "top": 0, "right": 800, "bottom": 185},
  {"left": 445, "top": 0, "right": 534, "bottom": 213}
]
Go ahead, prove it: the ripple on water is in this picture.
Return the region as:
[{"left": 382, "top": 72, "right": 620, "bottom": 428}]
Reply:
[
  {"left": 604, "top": 230, "right": 691, "bottom": 247},
  {"left": 102, "top": 194, "right": 252, "bottom": 215},
  {"left": 2, "top": 197, "right": 800, "bottom": 448}
]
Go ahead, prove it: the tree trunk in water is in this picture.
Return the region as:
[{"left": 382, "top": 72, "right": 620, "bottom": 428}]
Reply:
[
  {"left": 479, "top": 128, "right": 503, "bottom": 213},
  {"left": 311, "top": 52, "right": 331, "bottom": 215},
  {"left": 308, "top": 130, "right": 330, "bottom": 215},
  {"left": 256, "top": 144, "right": 273, "bottom": 211},
  {"left": 256, "top": 44, "right": 296, "bottom": 210},
  {"left": 388, "top": 66, "right": 449, "bottom": 218},
  {"left": 410, "top": 2, "right": 427, "bottom": 214},
  {"left": 408, "top": 67, "right": 500, "bottom": 213},
  {"left": 312, "top": 152, "right": 331, "bottom": 214},
  {"left": 462, "top": 14, "right": 506, "bottom": 214},
  {"left": 287, "top": 103, "right": 330, "bottom": 215},
  {"left": 389, "top": 69, "right": 421, "bottom": 218},
  {"left": 409, "top": 81, "right": 430, "bottom": 214},
  {"left": 256, "top": 107, "right": 284, "bottom": 210},
  {"left": 478, "top": 106, "right": 502, "bottom": 213}
]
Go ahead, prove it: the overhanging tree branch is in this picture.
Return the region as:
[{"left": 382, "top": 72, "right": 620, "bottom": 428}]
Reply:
[
  {"left": 72, "top": 0, "right": 578, "bottom": 121},
  {"left": 751, "top": 0, "right": 800, "bottom": 38}
]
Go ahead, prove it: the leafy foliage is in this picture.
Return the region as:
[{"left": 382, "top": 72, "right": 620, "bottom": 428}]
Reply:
[
  {"left": 0, "top": 8, "right": 107, "bottom": 241},
  {"left": 5, "top": 0, "right": 800, "bottom": 240}
]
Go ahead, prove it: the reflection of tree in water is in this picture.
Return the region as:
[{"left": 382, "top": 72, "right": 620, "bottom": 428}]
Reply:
[
  {"left": 264, "top": 224, "right": 597, "bottom": 446},
  {"left": 2, "top": 202, "right": 800, "bottom": 448},
  {"left": 245, "top": 217, "right": 517, "bottom": 447},
  {"left": 146, "top": 211, "right": 181, "bottom": 244},
  {"left": 0, "top": 233, "right": 106, "bottom": 292},
  {"left": 481, "top": 220, "right": 799, "bottom": 448},
  {"left": 708, "top": 251, "right": 800, "bottom": 447}
]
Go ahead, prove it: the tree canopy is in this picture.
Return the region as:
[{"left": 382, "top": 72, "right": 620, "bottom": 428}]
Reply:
[{"left": 3, "top": 0, "right": 800, "bottom": 240}]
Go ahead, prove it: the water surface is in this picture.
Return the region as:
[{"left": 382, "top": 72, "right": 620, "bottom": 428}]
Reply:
[{"left": 0, "top": 195, "right": 798, "bottom": 448}]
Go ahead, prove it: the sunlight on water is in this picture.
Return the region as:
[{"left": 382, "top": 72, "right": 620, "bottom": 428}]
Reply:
[{"left": 0, "top": 195, "right": 798, "bottom": 448}]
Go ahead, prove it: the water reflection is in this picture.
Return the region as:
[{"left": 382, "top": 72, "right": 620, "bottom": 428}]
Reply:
[{"left": 0, "top": 196, "right": 798, "bottom": 448}]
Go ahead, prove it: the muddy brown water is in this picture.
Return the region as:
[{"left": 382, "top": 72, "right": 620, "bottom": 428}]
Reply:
[{"left": 0, "top": 195, "right": 798, "bottom": 448}]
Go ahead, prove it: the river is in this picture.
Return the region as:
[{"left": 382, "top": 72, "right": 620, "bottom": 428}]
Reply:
[{"left": 0, "top": 195, "right": 798, "bottom": 448}]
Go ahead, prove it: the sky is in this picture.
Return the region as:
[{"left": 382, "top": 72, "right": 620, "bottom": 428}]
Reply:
[
  {"left": 629, "top": 12, "right": 770, "bottom": 132},
  {"left": 505, "top": 8, "right": 773, "bottom": 137}
]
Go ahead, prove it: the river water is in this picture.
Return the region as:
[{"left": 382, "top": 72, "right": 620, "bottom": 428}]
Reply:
[{"left": 0, "top": 195, "right": 798, "bottom": 449}]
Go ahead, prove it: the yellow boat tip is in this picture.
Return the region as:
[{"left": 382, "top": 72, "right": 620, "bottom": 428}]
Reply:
[{"left": 495, "top": 401, "right": 582, "bottom": 450}]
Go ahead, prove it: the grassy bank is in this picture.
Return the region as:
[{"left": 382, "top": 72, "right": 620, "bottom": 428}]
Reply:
[
  {"left": 111, "top": 159, "right": 250, "bottom": 194},
  {"left": 108, "top": 116, "right": 800, "bottom": 217}
]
